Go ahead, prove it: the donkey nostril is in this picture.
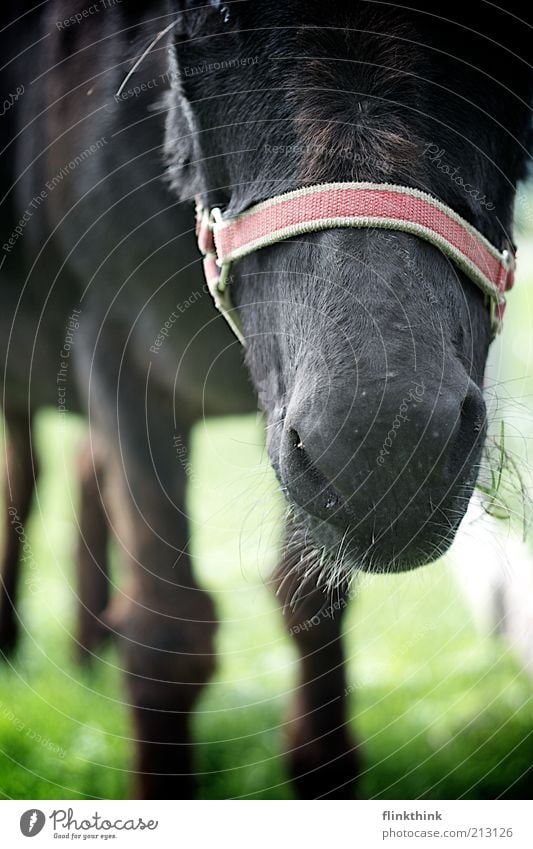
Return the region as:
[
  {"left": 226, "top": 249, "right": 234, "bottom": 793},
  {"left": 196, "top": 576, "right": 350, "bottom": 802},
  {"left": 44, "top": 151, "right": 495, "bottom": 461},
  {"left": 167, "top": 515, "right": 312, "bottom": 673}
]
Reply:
[
  {"left": 446, "top": 384, "right": 486, "bottom": 476},
  {"left": 287, "top": 427, "right": 314, "bottom": 479},
  {"left": 282, "top": 424, "right": 341, "bottom": 517},
  {"left": 461, "top": 393, "right": 485, "bottom": 434},
  {"left": 285, "top": 427, "right": 309, "bottom": 471},
  {"left": 289, "top": 427, "right": 305, "bottom": 451},
  {"left": 459, "top": 387, "right": 486, "bottom": 436}
]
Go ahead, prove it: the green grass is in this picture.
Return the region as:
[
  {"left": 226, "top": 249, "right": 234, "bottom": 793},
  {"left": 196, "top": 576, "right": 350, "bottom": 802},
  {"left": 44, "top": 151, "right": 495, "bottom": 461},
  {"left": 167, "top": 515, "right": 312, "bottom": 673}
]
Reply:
[
  {"left": 1, "top": 244, "right": 533, "bottom": 800},
  {"left": 0, "top": 409, "right": 531, "bottom": 800}
]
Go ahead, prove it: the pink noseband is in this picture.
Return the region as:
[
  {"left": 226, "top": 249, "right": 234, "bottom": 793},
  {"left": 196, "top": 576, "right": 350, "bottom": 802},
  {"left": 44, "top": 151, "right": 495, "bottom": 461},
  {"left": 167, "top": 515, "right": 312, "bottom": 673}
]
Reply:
[{"left": 196, "top": 182, "right": 515, "bottom": 345}]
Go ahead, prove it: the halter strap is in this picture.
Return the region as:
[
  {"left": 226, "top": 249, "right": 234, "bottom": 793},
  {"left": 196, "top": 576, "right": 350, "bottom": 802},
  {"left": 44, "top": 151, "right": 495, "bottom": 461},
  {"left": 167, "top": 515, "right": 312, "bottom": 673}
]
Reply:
[{"left": 196, "top": 181, "right": 515, "bottom": 345}]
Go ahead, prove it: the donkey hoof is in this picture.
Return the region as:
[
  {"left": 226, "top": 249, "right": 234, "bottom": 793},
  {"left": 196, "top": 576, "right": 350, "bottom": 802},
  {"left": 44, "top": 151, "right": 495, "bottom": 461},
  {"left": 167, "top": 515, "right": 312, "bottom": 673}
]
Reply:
[
  {"left": 0, "top": 620, "right": 18, "bottom": 658},
  {"left": 75, "top": 621, "right": 111, "bottom": 664},
  {"left": 288, "top": 733, "right": 360, "bottom": 799}
]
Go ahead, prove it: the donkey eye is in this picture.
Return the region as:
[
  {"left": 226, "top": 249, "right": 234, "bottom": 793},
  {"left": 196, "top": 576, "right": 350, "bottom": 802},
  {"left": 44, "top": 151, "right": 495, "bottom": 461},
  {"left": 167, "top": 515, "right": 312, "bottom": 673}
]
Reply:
[
  {"left": 219, "top": 5, "right": 231, "bottom": 24},
  {"left": 179, "top": 0, "right": 233, "bottom": 38},
  {"left": 211, "top": 1, "right": 231, "bottom": 24}
]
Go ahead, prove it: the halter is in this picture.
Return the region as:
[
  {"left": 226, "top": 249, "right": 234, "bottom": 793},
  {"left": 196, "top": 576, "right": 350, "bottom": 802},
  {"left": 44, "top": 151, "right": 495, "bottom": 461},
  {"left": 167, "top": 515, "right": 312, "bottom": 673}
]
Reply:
[{"left": 195, "top": 182, "right": 515, "bottom": 345}]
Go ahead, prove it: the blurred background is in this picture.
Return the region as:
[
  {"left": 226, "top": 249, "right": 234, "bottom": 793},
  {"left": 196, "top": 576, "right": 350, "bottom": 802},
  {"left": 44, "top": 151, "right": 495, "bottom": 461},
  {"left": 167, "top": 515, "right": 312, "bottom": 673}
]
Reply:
[{"left": 0, "top": 194, "right": 532, "bottom": 801}]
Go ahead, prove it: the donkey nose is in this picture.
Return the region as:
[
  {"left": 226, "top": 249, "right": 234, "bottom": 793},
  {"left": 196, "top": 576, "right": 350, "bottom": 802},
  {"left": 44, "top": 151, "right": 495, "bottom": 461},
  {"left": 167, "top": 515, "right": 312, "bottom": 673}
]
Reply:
[
  {"left": 444, "top": 380, "right": 487, "bottom": 477},
  {"left": 279, "top": 422, "right": 344, "bottom": 520},
  {"left": 278, "top": 378, "right": 486, "bottom": 523}
]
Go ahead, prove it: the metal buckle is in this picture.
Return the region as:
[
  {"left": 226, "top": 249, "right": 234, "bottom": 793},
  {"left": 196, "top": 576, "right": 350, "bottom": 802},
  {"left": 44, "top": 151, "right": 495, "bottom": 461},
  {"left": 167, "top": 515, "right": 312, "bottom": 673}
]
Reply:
[
  {"left": 203, "top": 208, "right": 245, "bottom": 343},
  {"left": 216, "top": 259, "right": 231, "bottom": 294},
  {"left": 501, "top": 248, "right": 514, "bottom": 272}
]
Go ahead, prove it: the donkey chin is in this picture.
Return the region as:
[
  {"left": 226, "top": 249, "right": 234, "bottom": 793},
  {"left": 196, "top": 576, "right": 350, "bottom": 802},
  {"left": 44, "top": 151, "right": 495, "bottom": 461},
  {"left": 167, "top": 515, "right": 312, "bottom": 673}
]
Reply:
[
  {"left": 273, "top": 404, "right": 486, "bottom": 586},
  {"left": 286, "top": 475, "right": 480, "bottom": 587}
]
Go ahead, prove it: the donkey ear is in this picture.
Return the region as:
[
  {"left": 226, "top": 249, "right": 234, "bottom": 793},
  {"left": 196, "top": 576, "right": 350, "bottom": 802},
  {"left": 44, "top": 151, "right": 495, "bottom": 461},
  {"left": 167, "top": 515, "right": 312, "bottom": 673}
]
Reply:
[{"left": 120, "top": 1, "right": 225, "bottom": 19}]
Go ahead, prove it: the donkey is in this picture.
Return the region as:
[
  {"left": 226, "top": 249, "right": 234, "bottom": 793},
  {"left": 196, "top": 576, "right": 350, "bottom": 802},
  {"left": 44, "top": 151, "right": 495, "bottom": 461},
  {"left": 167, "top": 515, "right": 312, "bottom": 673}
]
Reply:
[{"left": 1, "top": 0, "right": 531, "bottom": 799}]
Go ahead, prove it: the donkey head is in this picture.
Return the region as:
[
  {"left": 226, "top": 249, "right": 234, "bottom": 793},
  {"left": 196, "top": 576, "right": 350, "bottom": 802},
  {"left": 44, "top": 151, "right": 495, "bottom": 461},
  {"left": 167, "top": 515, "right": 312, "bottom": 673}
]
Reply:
[{"left": 165, "top": 1, "right": 530, "bottom": 578}]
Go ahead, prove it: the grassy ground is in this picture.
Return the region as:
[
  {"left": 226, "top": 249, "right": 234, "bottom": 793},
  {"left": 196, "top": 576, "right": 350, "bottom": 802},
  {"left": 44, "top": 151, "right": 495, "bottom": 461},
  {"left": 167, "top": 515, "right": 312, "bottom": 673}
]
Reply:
[{"left": 1, "top": 242, "right": 533, "bottom": 800}]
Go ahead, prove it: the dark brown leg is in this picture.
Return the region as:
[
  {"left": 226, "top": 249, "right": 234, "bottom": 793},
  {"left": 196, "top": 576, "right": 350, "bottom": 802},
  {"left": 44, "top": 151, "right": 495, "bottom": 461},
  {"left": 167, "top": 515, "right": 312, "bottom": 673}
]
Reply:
[
  {"left": 0, "top": 412, "right": 38, "bottom": 656},
  {"left": 107, "top": 449, "right": 217, "bottom": 800},
  {"left": 86, "top": 361, "right": 214, "bottom": 797},
  {"left": 273, "top": 553, "right": 359, "bottom": 798},
  {"left": 77, "top": 323, "right": 218, "bottom": 799},
  {"left": 76, "top": 434, "right": 112, "bottom": 661}
]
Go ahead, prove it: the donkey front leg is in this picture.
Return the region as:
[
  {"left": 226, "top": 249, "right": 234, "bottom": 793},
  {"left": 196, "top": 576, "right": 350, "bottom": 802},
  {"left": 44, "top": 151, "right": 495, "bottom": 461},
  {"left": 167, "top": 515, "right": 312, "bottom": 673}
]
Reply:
[
  {"left": 273, "top": 554, "right": 359, "bottom": 798},
  {"left": 0, "top": 411, "right": 38, "bottom": 656},
  {"left": 101, "top": 412, "right": 217, "bottom": 799},
  {"left": 83, "top": 332, "right": 217, "bottom": 799},
  {"left": 116, "top": 537, "right": 216, "bottom": 800},
  {"left": 77, "top": 317, "right": 217, "bottom": 798}
]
